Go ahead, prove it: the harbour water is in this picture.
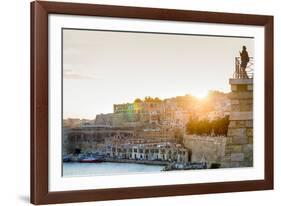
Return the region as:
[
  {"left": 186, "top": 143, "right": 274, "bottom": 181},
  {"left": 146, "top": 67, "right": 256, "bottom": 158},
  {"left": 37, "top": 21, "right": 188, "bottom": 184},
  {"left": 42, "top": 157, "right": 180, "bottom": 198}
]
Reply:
[{"left": 63, "top": 162, "right": 165, "bottom": 177}]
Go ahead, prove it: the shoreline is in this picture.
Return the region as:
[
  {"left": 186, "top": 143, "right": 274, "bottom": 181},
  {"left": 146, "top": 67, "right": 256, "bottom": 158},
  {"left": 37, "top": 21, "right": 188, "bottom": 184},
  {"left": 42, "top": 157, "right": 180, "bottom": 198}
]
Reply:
[
  {"left": 103, "top": 158, "right": 169, "bottom": 166},
  {"left": 65, "top": 158, "right": 170, "bottom": 166}
]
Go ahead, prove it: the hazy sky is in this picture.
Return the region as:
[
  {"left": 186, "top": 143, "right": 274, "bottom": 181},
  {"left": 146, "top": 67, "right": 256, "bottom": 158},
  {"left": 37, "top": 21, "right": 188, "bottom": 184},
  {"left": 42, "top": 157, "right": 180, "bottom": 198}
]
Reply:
[{"left": 63, "top": 29, "right": 254, "bottom": 119}]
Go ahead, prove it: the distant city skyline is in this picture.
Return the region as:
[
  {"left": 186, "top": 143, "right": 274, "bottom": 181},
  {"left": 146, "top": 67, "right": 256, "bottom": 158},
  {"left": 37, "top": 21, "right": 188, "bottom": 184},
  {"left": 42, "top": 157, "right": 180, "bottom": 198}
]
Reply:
[{"left": 63, "top": 29, "right": 254, "bottom": 119}]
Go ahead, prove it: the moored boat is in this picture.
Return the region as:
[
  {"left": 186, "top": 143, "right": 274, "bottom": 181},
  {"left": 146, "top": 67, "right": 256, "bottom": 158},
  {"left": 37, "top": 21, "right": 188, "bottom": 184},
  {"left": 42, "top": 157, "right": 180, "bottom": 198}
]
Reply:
[
  {"left": 162, "top": 162, "right": 207, "bottom": 171},
  {"left": 79, "top": 156, "right": 103, "bottom": 163},
  {"left": 63, "top": 155, "right": 71, "bottom": 162}
]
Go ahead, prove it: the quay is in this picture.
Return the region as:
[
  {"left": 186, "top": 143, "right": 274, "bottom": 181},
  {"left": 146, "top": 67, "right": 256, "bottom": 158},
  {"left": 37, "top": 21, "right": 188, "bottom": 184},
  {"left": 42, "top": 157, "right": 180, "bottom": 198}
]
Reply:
[
  {"left": 103, "top": 157, "right": 169, "bottom": 166},
  {"left": 162, "top": 162, "right": 207, "bottom": 171}
]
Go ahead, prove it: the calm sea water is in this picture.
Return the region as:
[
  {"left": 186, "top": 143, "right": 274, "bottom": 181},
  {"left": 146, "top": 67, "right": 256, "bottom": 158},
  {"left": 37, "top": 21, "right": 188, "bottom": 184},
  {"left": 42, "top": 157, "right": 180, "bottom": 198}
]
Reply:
[{"left": 63, "top": 162, "right": 165, "bottom": 177}]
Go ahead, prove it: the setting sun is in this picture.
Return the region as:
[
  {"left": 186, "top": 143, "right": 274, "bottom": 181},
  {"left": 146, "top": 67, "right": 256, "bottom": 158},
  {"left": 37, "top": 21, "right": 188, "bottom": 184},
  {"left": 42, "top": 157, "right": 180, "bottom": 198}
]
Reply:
[{"left": 193, "top": 91, "right": 208, "bottom": 99}]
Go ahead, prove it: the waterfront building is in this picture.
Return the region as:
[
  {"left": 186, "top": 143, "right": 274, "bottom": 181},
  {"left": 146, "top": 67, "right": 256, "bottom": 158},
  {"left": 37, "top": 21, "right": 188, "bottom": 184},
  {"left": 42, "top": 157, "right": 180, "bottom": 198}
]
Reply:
[{"left": 109, "top": 142, "right": 188, "bottom": 163}]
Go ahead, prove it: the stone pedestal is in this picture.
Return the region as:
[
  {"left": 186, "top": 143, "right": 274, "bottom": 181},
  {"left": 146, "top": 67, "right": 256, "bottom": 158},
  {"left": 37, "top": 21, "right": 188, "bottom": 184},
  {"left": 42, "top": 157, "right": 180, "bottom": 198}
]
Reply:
[{"left": 221, "top": 78, "right": 253, "bottom": 168}]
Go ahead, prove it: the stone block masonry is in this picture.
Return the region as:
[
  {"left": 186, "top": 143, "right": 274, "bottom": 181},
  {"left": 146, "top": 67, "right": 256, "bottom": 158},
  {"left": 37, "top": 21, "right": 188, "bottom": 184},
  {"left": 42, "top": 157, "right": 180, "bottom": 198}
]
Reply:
[
  {"left": 183, "top": 135, "right": 227, "bottom": 167},
  {"left": 221, "top": 78, "right": 253, "bottom": 168}
]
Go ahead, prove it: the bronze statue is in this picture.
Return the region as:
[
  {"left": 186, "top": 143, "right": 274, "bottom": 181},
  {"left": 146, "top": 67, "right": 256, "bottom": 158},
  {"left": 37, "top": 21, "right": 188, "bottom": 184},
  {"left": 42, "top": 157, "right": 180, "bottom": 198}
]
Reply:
[{"left": 239, "top": 46, "right": 250, "bottom": 78}]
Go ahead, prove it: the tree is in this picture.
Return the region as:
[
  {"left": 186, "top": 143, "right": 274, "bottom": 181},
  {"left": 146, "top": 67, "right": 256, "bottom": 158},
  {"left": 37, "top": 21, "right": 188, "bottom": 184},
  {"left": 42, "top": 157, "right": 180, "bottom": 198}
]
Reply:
[{"left": 186, "top": 115, "right": 229, "bottom": 136}]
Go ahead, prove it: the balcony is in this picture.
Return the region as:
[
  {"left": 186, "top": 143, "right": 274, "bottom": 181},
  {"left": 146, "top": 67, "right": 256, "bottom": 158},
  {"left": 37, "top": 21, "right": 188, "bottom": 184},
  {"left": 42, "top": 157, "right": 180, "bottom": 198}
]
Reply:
[{"left": 233, "top": 57, "right": 254, "bottom": 79}]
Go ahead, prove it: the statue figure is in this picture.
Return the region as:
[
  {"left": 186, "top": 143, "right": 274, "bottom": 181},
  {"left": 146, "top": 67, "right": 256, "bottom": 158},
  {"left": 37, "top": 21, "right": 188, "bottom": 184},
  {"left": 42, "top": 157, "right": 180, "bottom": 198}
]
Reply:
[{"left": 239, "top": 46, "right": 250, "bottom": 78}]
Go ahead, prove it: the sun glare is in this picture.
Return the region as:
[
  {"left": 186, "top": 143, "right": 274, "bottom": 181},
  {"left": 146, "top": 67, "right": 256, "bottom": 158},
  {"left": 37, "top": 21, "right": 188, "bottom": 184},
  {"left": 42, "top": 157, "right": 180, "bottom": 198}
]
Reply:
[{"left": 193, "top": 91, "right": 208, "bottom": 99}]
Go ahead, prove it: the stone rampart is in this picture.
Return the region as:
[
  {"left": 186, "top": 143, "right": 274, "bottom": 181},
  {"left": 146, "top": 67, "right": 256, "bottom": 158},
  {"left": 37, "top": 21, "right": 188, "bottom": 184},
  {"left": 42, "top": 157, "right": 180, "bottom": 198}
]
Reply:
[{"left": 221, "top": 78, "right": 253, "bottom": 168}]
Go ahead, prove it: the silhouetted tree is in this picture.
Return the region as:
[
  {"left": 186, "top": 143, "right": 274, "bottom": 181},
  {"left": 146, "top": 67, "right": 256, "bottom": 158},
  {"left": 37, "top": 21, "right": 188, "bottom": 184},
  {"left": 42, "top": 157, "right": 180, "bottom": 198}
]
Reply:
[{"left": 186, "top": 115, "right": 229, "bottom": 136}]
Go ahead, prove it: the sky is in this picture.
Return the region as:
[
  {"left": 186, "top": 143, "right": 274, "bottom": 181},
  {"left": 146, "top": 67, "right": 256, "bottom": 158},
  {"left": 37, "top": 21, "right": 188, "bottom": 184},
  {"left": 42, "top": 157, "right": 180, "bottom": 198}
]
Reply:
[{"left": 63, "top": 29, "right": 254, "bottom": 119}]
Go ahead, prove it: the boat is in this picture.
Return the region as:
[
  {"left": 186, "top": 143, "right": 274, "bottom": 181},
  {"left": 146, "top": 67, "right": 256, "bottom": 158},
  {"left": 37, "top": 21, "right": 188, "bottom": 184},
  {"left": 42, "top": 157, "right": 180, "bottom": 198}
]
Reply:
[
  {"left": 162, "top": 162, "right": 207, "bottom": 171},
  {"left": 79, "top": 156, "right": 103, "bottom": 163},
  {"left": 63, "top": 155, "right": 71, "bottom": 162}
]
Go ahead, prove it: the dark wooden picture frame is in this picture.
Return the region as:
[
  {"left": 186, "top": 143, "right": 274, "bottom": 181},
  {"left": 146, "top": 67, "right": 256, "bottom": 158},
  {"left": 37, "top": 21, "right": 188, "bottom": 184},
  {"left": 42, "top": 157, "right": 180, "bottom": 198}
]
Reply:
[{"left": 31, "top": 1, "right": 274, "bottom": 204}]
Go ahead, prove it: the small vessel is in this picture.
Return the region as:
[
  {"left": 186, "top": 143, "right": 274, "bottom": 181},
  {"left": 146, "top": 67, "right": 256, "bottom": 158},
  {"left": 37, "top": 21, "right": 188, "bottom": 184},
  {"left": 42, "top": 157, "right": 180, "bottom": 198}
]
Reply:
[
  {"left": 79, "top": 156, "right": 103, "bottom": 163},
  {"left": 63, "top": 155, "right": 71, "bottom": 162},
  {"left": 162, "top": 162, "right": 207, "bottom": 171}
]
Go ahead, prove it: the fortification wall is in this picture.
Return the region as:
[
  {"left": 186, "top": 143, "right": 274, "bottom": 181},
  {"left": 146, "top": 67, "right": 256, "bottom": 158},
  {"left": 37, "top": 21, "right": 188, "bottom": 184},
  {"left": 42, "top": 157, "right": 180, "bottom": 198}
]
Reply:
[
  {"left": 221, "top": 78, "right": 253, "bottom": 168},
  {"left": 183, "top": 135, "right": 227, "bottom": 165}
]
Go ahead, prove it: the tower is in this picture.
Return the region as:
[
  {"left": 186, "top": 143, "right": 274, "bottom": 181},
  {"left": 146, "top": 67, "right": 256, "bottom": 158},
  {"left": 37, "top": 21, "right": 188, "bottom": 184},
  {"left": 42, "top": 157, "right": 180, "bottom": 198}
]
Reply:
[{"left": 221, "top": 57, "right": 253, "bottom": 168}]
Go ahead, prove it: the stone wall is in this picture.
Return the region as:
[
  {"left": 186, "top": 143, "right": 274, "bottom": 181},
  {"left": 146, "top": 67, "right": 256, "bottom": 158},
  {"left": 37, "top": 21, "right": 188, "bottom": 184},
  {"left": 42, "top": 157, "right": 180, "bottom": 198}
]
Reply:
[
  {"left": 183, "top": 135, "right": 227, "bottom": 166},
  {"left": 221, "top": 78, "right": 253, "bottom": 168},
  {"left": 95, "top": 113, "right": 142, "bottom": 127},
  {"left": 63, "top": 127, "right": 134, "bottom": 155}
]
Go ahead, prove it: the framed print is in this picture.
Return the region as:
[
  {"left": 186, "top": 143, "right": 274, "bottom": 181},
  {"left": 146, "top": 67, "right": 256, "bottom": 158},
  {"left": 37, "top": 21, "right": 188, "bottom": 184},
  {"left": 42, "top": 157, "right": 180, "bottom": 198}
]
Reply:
[{"left": 30, "top": 1, "right": 274, "bottom": 204}]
